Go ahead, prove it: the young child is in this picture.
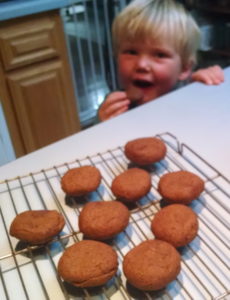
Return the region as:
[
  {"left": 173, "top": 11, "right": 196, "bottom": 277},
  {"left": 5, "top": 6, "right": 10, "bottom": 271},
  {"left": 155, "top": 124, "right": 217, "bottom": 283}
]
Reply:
[{"left": 98, "top": 0, "right": 224, "bottom": 122}]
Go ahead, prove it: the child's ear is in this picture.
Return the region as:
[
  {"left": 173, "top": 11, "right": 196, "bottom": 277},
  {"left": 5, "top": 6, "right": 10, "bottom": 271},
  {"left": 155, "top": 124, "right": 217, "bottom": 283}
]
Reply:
[{"left": 178, "top": 61, "right": 194, "bottom": 81}]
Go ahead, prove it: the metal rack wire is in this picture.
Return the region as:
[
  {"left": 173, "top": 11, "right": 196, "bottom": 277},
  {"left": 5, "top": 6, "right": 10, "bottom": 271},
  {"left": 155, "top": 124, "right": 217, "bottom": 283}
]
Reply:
[{"left": 0, "top": 132, "right": 229, "bottom": 300}]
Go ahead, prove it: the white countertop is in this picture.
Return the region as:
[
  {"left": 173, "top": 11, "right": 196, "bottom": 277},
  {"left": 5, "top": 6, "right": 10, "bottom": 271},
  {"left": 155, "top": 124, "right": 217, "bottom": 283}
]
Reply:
[{"left": 0, "top": 66, "right": 229, "bottom": 182}]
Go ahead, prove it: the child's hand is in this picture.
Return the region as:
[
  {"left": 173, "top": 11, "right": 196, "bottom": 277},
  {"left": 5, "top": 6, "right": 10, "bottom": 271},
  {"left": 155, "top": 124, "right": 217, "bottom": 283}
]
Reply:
[
  {"left": 98, "top": 91, "right": 130, "bottom": 121},
  {"left": 191, "top": 65, "right": 224, "bottom": 85}
]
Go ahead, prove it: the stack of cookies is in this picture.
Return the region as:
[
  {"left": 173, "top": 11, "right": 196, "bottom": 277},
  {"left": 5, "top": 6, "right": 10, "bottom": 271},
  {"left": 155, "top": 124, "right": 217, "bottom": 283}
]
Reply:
[{"left": 8, "top": 136, "right": 205, "bottom": 294}]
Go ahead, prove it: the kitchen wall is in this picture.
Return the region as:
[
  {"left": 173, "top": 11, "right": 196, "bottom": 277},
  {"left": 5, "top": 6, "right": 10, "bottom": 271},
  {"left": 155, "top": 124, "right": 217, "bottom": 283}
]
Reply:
[{"left": 0, "top": 102, "right": 15, "bottom": 166}]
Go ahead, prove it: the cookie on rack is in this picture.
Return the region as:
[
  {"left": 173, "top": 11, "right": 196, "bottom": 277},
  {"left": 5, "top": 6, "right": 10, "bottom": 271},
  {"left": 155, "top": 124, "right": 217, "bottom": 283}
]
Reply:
[
  {"left": 111, "top": 168, "right": 151, "bottom": 202},
  {"left": 124, "top": 137, "right": 167, "bottom": 166},
  {"left": 79, "top": 200, "right": 130, "bottom": 240},
  {"left": 123, "top": 239, "right": 181, "bottom": 291},
  {"left": 58, "top": 240, "right": 118, "bottom": 288},
  {"left": 158, "top": 170, "right": 204, "bottom": 204},
  {"left": 151, "top": 204, "right": 199, "bottom": 247},
  {"left": 9, "top": 210, "right": 65, "bottom": 245},
  {"left": 61, "top": 165, "right": 102, "bottom": 196}
]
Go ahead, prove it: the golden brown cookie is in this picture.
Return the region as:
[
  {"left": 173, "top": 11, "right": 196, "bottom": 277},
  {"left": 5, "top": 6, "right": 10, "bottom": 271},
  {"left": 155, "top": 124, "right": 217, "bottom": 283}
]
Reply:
[
  {"left": 10, "top": 210, "right": 65, "bottom": 245},
  {"left": 123, "top": 239, "right": 181, "bottom": 291},
  {"left": 58, "top": 240, "right": 118, "bottom": 288},
  {"left": 151, "top": 204, "right": 199, "bottom": 247},
  {"left": 158, "top": 170, "right": 204, "bottom": 204},
  {"left": 124, "top": 137, "right": 167, "bottom": 165},
  {"left": 61, "top": 165, "right": 102, "bottom": 196},
  {"left": 111, "top": 168, "right": 151, "bottom": 202},
  {"left": 79, "top": 201, "right": 130, "bottom": 240}
]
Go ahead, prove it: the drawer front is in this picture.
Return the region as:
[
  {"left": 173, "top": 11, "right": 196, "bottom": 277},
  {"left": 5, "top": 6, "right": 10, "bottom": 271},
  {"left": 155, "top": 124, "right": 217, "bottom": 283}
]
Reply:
[{"left": 0, "top": 13, "right": 61, "bottom": 71}]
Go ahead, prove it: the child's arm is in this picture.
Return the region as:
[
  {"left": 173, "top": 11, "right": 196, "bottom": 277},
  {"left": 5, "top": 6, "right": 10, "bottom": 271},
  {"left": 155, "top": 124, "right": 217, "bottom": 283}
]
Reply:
[
  {"left": 191, "top": 65, "right": 224, "bottom": 85},
  {"left": 98, "top": 91, "right": 130, "bottom": 121}
]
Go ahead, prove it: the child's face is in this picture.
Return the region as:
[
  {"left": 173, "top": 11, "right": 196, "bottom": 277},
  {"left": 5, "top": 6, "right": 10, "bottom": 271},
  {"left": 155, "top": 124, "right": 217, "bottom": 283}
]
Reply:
[{"left": 117, "top": 40, "right": 190, "bottom": 105}]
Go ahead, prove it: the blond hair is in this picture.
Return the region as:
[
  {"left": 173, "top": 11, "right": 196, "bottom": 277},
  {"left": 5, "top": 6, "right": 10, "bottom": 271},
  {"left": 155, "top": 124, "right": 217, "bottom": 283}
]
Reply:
[{"left": 112, "top": 0, "right": 201, "bottom": 66}]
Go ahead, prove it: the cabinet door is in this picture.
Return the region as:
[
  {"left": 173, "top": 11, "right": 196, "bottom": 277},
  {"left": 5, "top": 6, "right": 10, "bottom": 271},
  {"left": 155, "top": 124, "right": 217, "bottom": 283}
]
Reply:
[
  {"left": 0, "top": 13, "right": 60, "bottom": 71},
  {"left": 7, "top": 59, "right": 80, "bottom": 153}
]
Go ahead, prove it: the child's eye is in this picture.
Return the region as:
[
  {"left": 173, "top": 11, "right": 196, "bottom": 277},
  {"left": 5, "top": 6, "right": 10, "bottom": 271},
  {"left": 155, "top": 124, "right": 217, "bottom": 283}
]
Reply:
[
  {"left": 154, "top": 51, "right": 170, "bottom": 58},
  {"left": 155, "top": 52, "right": 168, "bottom": 58},
  {"left": 123, "top": 49, "right": 137, "bottom": 55}
]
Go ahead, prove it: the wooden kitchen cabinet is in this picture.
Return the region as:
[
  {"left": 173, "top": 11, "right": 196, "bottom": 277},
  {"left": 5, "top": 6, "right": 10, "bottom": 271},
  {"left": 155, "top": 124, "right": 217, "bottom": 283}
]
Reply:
[{"left": 0, "top": 10, "right": 81, "bottom": 157}]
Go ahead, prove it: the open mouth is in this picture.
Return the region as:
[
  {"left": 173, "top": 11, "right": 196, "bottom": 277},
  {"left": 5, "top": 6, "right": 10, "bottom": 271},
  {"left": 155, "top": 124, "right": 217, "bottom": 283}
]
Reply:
[{"left": 133, "top": 79, "right": 153, "bottom": 88}]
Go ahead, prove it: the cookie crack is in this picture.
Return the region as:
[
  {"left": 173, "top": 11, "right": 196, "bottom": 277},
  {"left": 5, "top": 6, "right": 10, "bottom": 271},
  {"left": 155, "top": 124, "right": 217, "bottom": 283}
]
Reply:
[{"left": 71, "top": 267, "right": 117, "bottom": 287}]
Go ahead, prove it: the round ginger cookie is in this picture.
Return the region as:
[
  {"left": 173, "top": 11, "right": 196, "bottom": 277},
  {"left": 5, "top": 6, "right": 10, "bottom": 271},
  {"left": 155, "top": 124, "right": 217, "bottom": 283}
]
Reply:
[
  {"left": 61, "top": 165, "right": 101, "bottom": 196},
  {"left": 111, "top": 168, "right": 151, "bottom": 202},
  {"left": 79, "top": 201, "right": 130, "bottom": 240},
  {"left": 10, "top": 210, "right": 65, "bottom": 245},
  {"left": 158, "top": 170, "right": 204, "bottom": 205},
  {"left": 124, "top": 137, "right": 167, "bottom": 165},
  {"left": 123, "top": 239, "right": 181, "bottom": 291},
  {"left": 151, "top": 204, "right": 199, "bottom": 247},
  {"left": 58, "top": 240, "right": 118, "bottom": 288}
]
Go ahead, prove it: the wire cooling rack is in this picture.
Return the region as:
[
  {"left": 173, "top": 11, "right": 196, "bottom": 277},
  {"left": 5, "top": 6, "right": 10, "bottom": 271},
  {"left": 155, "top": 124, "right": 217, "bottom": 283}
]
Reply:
[{"left": 0, "top": 132, "right": 229, "bottom": 300}]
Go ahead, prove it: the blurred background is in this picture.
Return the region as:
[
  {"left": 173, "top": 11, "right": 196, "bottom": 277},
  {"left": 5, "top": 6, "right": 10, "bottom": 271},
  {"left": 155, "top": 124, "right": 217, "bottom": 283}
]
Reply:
[
  {"left": 61, "top": 0, "right": 230, "bottom": 128},
  {"left": 0, "top": 0, "right": 229, "bottom": 166}
]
